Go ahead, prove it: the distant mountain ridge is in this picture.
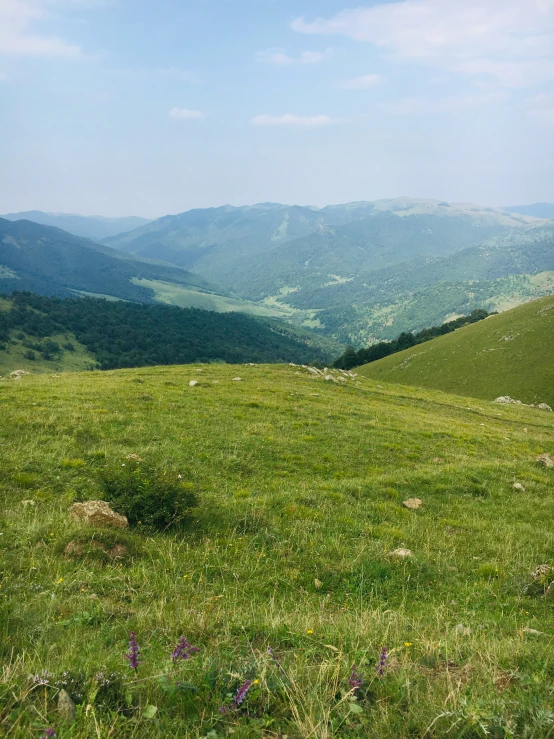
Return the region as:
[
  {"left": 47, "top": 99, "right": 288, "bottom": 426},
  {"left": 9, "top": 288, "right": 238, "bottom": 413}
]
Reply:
[
  {"left": 504, "top": 203, "right": 554, "bottom": 219},
  {"left": 1, "top": 211, "right": 151, "bottom": 241}
]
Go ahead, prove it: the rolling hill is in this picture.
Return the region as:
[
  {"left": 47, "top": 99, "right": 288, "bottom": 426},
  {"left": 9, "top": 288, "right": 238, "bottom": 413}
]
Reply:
[
  {"left": 359, "top": 294, "right": 554, "bottom": 407},
  {"left": 1, "top": 362, "right": 553, "bottom": 738},
  {"left": 505, "top": 203, "right": 554, "bottom": 219},
  {"left": 1, "top": 211, "right": 151, "bottom": 241}
]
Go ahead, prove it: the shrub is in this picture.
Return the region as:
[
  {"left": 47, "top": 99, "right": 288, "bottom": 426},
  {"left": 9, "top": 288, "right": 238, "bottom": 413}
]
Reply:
[{"left": 100, "top": 459, "right": 198, "bottom": 531}]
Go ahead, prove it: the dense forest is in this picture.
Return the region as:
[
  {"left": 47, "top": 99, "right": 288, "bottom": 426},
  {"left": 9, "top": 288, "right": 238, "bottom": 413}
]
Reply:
[
  {"left": 0, "top": 292, "right": 329, "bottom": 369},
  {"left": 333, "top": 309, "right": 493, "bottom": 370}
]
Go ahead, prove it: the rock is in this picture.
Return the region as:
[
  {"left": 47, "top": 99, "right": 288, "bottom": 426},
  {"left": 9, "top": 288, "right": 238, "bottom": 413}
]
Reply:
[
  {"left": 433, "top": 457, "right": 444, "bottom": 464},
  {"left": 314, "top": 579, "right": 323, "bottom": 589},
  {"left": 58, "top": 688, "right": 76, "bottom": 722},
  {"left": 10, "top": 369, "right": 29, "bottom": 379},
  {"left": 524, "top": 564, "right": 554, "bottom": 596},
  {"left": 402, "top": 498, "right": 422, "bottom": 510},
  {"left": 64, "top": 540, "right": 128, "bottom": 558},
  {"left": 21, "top": 499, "right": 37, "bottom": 507},
  {"left": 336, "top": 376, "right": 348, "bottom": 383},
  {"left": 538, "top": 403, "right": 553, "bottom": 412},
  {"left": 390, "top": 548, "right": 413, "bottom": 559},
  {"left": 494, "top": 396, "right": 518, "bottom": 405},
  {"left": 324, "top": 375, "right": 336, "bottom": 382},
  {"left": 125, "top": 453, "right": 143, "bottom": 461},
  {"left": 522, "top": 627, "right": 547, "bottom": 636},
  {"left": 536, "top": 453, "right": 554, "bottom": 468},
  {"left": 232, "top": 377, "right": 242, "bottom": 382},
  {"left": 513, "top": 482, "right": 525, "bottom": 492},
  {"left": 455, "top": 624, "right": 471, "bottom": 636},
  {"left": 68, "top": 500, "right": 128, "bottom": 529},
  {"left": 189, "top": 380, "right": 198, "bottom": 387}
]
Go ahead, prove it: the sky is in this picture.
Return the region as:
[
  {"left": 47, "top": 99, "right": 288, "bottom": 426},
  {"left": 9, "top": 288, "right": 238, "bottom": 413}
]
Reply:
[{"left": 0, "top": 0, "right": 553, "bottom": 217}]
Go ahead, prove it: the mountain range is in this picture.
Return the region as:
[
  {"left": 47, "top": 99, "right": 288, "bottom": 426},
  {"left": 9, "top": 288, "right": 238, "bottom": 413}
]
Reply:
[
  {"left": 1, "top": 211, "right": 151, "bottom": 241},
  {"left": 1, "top": 198, "right": 553, "bottom": 346}
]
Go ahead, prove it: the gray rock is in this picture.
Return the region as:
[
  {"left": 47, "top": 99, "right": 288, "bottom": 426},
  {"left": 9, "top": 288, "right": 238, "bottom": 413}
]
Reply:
[
  {"left": 68, "top": 500, "right": 128, "bottom": 529},
  {"left": 537, "top": 403, "right": 553, "bottom": 412},
  {"left": 536, "top": 454, "right": 554, "bottom": 468},
  {"left": 188, "top": 380, "right": 198, "bottom": 387},
  {"left": 455, "top": 624, "right": 471, "bottom": 636},
  {"left": 58, "top": 688, "right": 76, "bottom": 722},
  {"left": 513, "top": 482, "right": 525, "bottom": 492},
  {"left": 390, "top": 548, "right": 413, "bottom": 559}
]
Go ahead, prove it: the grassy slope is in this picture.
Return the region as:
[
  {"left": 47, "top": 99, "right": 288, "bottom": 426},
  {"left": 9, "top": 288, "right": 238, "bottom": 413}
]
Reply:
[
  {"left": 132, "top": 278, "right": 289, "bottom": 318},
  {"left": 1, "top": 364, "right": 554, "bottom": 738},
  {"left": 359, "top": 294, "right": 554, "bottom": 407}
]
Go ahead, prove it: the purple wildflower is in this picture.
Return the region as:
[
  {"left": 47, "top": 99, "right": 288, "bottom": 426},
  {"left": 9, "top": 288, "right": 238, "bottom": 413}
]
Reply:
[
  {"left": 171, "top": 636, "right": 200, "bottom": 663},
  {"left": 39, "top": 730, "right": 56, "bottom": 739},
  {"left": 348, "top": 664, "right": 364, "bottom": 691},
  {"left": 234, "top": 679, "right": 253, "bottom": 707},
  {"left": 376, "top": 646, "right": 388, "bottom": 677},
  {"left": 218, "top": 704, "right": 230, "bottom": 715},
  {"left": 125, "top": 631, "right": 140, "bottom": 672}
]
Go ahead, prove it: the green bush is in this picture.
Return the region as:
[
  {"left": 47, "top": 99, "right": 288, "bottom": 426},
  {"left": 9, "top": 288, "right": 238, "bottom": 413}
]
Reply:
[{"left": 100, "top": 459, "right": 198, "bottom": 531}]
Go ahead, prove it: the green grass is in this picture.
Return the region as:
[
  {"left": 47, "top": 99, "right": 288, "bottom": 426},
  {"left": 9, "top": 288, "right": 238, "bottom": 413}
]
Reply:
[
  {"left": 1, "top": 363, "right": 554, "bottom": 738},
  {"left": 132, "top": 278, "right": 288, "bottom": 318},
  {"left": 0, "top": 332, "right": 96, "bottom": 375},
  {"left": 359, "top": 294, "right": 554, "bottom": 407}
]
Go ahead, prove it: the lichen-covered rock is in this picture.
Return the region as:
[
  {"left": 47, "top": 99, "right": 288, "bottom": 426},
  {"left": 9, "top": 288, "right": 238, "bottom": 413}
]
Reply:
[
  {"left": 524, "top": 564, "right": 554, "bottom": 596},
  {"left": 537, "top": 403, "right": 553, "bottom": 412},
  {"left": 68, "top": 500, "right": 128, "bottom": 528}
]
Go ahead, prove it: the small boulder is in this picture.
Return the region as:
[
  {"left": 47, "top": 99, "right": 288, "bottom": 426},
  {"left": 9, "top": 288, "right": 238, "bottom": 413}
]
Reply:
[
  {"left": 513, "top": 482, "right": 525, "bottom": 492},
  {"left": 524, "top": 564, "right": 554, "bottom": 596},
  {"left": 390, "top": 548, "right": 413, "bottom": 559},
  {"left": 536, "top": 453, "right": 554, "bottom": 468},
  {"left": 189, "top": 380, "right": 198, "bottom": 387},
  {"left": 10, "top": 369, "right": 29, "bottom": 379},
  {"left": 68, "top": 500, "right": 128, "bottom": 529},
  {"left": 537, "top": 403, "right": 553, "bottom": 412},
  {"left": 402, "top": 498, "right": 422, "bottom": 510},
  {"left": 494, "top": 396, "right": 517, "bottom": 405},
  {"left": 232, "top": 377, "right": 242, "bottom": 382},
  {"left": 58, "top": 688, "right": 76, "bottom": 723}
]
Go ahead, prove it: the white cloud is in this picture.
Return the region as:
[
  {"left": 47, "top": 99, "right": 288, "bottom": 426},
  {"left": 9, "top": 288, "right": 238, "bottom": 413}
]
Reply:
[
  {"left": 0, "top": 0, "right": 83, "bottom": 57},
  {"left": 256, "top": 49, "right": 328, "bottom": 66},
  {"left": 251, "top": 114, "right": 337, "bottom": 127},
  {"left": 292, "top": 0, "right": 554, "bottom": 86},
  {"left": 380, "top": 91, "right": 509, "bottom": 114},
  {"left": 169, "top": 108, "right": 205, "bottom": 121},
  {"left": 338, "top": 74, "right": 384, "bottom": 89}
]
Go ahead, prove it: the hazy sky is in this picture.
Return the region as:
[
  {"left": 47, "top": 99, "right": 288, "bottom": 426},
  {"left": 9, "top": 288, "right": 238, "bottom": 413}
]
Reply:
[{"left": 1, "top": 0, "right": 553, "bottom": 217}]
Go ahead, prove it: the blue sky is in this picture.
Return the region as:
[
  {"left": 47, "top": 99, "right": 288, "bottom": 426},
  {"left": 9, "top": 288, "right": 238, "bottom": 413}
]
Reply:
[{"left": 1, "top": 0, "right": 553, "bottom": 217}]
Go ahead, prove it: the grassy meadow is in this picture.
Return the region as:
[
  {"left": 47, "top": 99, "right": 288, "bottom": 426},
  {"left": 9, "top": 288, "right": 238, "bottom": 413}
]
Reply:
[
  {"left": 1, "top": 363, "right": 554, "bottom": 738},
  {"left": 360, "top": 294, "right": 554, "bottom": 408}
]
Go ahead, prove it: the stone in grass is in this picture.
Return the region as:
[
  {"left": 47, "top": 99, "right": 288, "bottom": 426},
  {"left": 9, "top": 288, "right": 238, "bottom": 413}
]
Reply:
[
  {"left": 58, "top": 688, "right": 76, "bottom": 723},
  {"left": 537, "top": 403, "right": 553, "bottom": 412},
  {"left": 68, "top": 500, "right": 128, "bottom": 529},
  {"left": 189, "top": 380, "right": 199, "bottom": 387},
  {"left": 64, "top": 540, "right": 127, "bottom": 558},
  {"left": 524, "top": 564, "right": 554, "bottom": 596},
  {"left": 232, "top": 377, "right": 242, "bottom": 382},
  {"left": 513, "top": 482, "right": 525, "bottom": 492},
  {"left": 536, "top": 453, "right": 554, "bottom": 468},
  {"left": 455, "top": 624, "right": 471, "bottom": 636},
  {"left": 390, "top": 548, "right": 413, "bottom": 559},
  {"left": 402, "top": 498, "right": 422, "bottom": 510}
]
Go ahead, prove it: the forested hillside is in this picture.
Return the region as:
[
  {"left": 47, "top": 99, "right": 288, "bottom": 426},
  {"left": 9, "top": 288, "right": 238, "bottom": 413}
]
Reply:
[{"left": 0, "top": 293, "right": 334, "bottom": 371}]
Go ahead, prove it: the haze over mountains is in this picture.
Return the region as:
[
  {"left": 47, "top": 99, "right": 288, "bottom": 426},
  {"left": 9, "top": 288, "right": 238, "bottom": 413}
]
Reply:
[
  {"left": 1, "top": 211, "right": 151, "bottom": 241},
  {"left": 1, "top": 198, "right": 553, "bottom": 346}
]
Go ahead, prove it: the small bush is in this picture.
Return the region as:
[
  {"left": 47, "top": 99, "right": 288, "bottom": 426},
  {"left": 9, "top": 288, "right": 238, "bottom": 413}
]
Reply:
[{"left": 100, "top": 459, "right": 198, "bottom": 530}]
